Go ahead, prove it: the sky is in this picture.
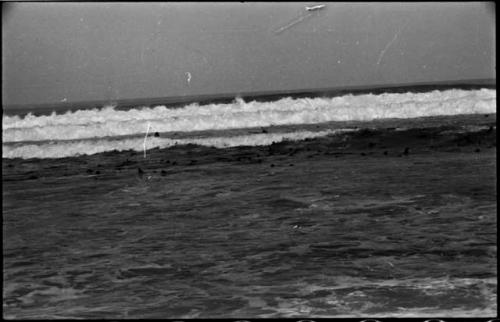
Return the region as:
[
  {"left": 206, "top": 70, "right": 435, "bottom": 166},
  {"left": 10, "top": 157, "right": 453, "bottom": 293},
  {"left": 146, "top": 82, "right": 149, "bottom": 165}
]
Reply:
[{"left": 2, "top": 2, "right": 496, "bottom": 106}]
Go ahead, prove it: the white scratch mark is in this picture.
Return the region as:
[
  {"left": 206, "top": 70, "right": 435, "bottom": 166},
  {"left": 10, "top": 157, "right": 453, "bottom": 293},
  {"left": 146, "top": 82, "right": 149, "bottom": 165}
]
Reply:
[
  {"left": 305, "top": 4, "right": 326, "bottom": 11},
  {"left": 186, "top": 72, "right": 192, "bottom": 85},
  {"left": 274, "top": 12, "right": 313, "bottom": 34},
  {"left": 143, "top": 122, "right": 151, "bottom": 158},
  {"left": 376, "top": 22, "right": 409, "bottom": 66}
]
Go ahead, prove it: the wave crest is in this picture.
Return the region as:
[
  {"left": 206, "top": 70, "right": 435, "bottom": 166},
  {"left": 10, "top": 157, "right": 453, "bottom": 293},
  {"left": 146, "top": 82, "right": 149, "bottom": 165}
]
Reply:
[
  {"left": 2, "top": 89, "right": 495, "bottom": 143},
  {"left": 3, "top": 129, "right": 352, "bottom": 159}
]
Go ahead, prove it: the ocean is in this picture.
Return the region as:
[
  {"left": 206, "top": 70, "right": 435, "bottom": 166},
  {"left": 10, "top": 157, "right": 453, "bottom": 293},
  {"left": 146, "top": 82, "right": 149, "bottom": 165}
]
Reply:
[
  {"left": 2, "top": 84, "right": 497, "bottom": 318},
  {"left": 2, "top": 85, "right": 496, "bottom": 159}
]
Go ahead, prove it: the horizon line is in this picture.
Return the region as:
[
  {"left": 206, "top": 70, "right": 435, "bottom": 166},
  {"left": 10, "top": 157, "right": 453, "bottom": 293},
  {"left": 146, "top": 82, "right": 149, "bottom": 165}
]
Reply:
[{"left": 3, "top": 77, "right": 496, "bottom": 113}]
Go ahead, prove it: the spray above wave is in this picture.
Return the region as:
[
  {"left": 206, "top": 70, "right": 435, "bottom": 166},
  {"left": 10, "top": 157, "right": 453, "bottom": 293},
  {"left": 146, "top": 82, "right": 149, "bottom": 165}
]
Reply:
[
  {"left": 2, "top": 89, "right": 495, "bottom": 143},
  {"left": 3, "top": 129, "right": 353, "bottom": 159}
]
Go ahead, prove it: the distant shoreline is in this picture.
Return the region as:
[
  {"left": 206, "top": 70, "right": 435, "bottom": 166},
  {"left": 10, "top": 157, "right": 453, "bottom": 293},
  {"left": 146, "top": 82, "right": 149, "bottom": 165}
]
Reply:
[{"left": 3, "top": 78, "right": 496, "bottom": 117}]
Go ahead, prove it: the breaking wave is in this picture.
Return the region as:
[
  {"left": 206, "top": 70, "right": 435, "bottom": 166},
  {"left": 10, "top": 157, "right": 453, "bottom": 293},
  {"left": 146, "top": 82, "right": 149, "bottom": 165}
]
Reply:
[
  {"left": 3, "top": 89, "right": 495, "bottom": 143},
  {"left": 2, "top": 88, "right": 496, "bottom": 159},
  {"left": 3, "top": 129, "right": 354, "bottom": 159}
]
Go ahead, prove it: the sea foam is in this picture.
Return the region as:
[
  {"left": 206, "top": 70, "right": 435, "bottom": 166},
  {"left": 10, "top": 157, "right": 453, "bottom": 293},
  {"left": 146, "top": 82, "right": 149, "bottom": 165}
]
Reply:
[
  {"left": 2, "top": 129, "right": 353, "bottom": 159},
  {"left": 3, "top": 89, "right": 495, "bottom": 143},
  {"left": 2, "top": 88, "right": 496, "bottom": 159}
]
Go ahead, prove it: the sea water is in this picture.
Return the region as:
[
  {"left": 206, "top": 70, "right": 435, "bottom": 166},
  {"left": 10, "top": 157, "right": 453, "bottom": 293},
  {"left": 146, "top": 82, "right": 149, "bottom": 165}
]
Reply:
[
  {"left": 3, "top": 87, "right": 497, "bottom": 318},
  {"left": 2, "top": 88, "right": 496, "bottom": 159}
]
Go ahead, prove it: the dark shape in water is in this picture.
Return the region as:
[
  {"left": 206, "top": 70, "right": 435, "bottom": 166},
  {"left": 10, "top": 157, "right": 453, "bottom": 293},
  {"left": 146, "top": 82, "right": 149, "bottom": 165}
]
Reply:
[
  {"left": 137, "top": 167, "right": 144, "bottom": 178},
  {"left": 358, "top": 128, "right": 375, "bottom": 137},
  {"left": 154, "top": 132, "right": 160, "bottom": 137},
  {"left": 403, "top": 147, "right": 410, "bottom": 156},
  {"left": 118, "top": 159, "right": 135, "bottom": 167}
]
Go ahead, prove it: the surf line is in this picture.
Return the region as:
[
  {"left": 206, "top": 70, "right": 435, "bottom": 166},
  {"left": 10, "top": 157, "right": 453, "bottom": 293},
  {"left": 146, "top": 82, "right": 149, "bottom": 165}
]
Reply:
[{"left": 143, "top": 122, "right": 151, "bottom": 158}]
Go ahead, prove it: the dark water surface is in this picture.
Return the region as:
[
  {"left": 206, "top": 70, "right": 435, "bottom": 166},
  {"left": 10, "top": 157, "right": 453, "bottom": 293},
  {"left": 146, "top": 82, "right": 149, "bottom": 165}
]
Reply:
[
  {"left": 3, "top": 79, "right": 495, "bottom": 117},
  {"left": 3, "top": 115, "right": 497, "bottom": 318}
]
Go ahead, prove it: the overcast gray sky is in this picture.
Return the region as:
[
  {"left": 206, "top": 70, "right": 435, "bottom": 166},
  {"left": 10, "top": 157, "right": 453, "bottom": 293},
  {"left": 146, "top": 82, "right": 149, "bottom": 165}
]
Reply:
[{"left": 2, "top": 2, "right": 495, "bottom": 106}]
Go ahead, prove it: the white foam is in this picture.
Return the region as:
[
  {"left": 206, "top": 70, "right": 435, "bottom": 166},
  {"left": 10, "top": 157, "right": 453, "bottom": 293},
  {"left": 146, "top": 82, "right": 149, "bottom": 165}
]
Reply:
[
  {"left": 3, "top": 129, "right": 352, "bottom": 159},
  {"left": 2, "top": 89, "right": 495, "bottom": 143}
]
